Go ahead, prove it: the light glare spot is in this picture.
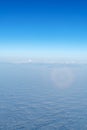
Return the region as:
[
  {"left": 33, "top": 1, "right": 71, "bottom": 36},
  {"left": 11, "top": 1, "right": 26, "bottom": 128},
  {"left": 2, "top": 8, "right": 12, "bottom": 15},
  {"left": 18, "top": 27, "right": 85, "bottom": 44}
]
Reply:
[{"left": 51, "top": 67, "right": 74, "bottom": 88}]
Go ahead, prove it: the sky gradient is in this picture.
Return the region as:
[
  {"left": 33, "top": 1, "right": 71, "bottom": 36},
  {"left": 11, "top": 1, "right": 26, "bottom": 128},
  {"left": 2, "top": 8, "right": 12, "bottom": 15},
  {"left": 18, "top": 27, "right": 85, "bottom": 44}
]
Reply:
[{"left": 0, "top": 0, "right": 87, "bottom": 62}]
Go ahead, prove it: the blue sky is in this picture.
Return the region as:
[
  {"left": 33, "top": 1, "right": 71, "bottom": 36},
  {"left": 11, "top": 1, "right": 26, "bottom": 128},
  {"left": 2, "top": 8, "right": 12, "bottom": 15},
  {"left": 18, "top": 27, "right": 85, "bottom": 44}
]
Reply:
[{"left": 0, "top": 0, "right": 87, "bottom": 61}]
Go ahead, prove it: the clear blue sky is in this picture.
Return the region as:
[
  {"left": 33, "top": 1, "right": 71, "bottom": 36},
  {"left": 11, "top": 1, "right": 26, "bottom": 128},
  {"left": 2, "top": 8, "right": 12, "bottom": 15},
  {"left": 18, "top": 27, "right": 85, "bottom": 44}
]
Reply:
[{"left": 0, "top": 0, "right": 87, "bottom": 61}]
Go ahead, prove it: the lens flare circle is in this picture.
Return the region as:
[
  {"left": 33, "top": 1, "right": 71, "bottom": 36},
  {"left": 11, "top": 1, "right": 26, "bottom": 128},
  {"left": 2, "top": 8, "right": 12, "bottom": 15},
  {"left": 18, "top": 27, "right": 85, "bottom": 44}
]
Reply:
[{"left": 51, "top": 67, "right": 74, "bottom": 88}]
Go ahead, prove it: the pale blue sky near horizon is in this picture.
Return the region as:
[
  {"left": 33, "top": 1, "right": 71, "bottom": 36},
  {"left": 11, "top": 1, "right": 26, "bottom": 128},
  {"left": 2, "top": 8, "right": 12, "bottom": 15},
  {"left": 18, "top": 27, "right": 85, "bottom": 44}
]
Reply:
[{"left": 0, "top": 0, "right": 87, "bottom": 61}]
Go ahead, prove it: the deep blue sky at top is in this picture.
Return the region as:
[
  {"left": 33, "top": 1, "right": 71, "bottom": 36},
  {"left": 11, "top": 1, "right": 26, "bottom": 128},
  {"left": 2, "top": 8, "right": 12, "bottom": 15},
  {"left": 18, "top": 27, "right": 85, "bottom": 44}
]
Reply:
[{"left": 0, "top": 0, "right": 87, "bottom": 60}]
